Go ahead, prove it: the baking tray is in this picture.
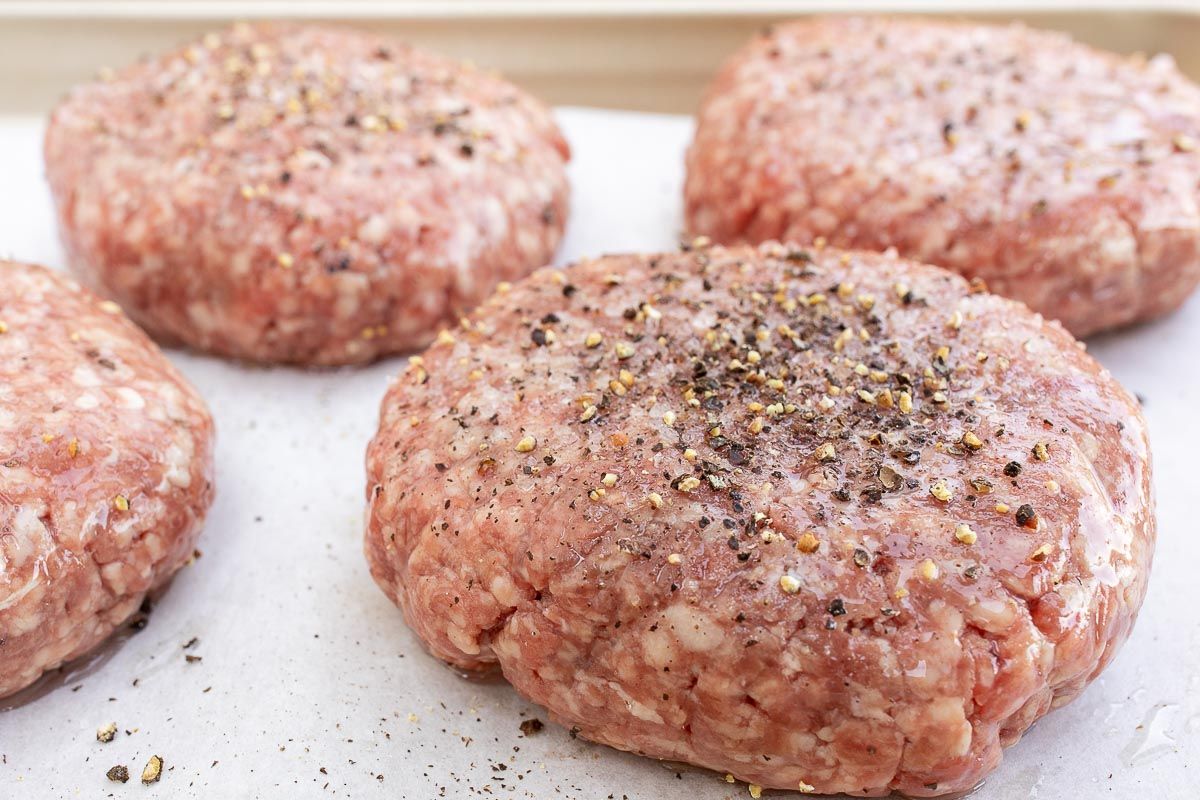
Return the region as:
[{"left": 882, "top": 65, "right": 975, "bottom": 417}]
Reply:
[
  {"left": 0, "top": 3, "right": 1197, "bottom": 799},
  {"left": 0, "top": 1, "right": 1199, "bottom": 114}
]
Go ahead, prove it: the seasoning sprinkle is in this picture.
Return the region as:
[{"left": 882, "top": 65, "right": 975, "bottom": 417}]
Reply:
[
  {"left": 96, "top": 722, "right": 118, "bottom": 743},
  {"left": 647, "top": 492, "right": 664, "bottom": 509},
  {"left": 584, "top": 331, "right": 603, "bottom": 348},
  {"left": 918, "top": 559, "right": 940, "bottom": 580},
  {"left": 1032, "top": 442, "right": 1050, "bottom": 462},
  {"left": 514, "top": 435, "right": 536, "bottom": 453},
  {"left": 778, "top": 575, "right": 802, "bottom": 594},
  {"left": 929, "top": 480, "right": 952, "bottom": 502},
  {"left": 954, "top": 524, "right": 977, "bottom": 545},
  {"left": 141, "top": 755, "right": 164, "bottom": 785},
  {"left": 113, "top": 495, "right": 130, "bottom": 512},
  {"left": 796, "top": 532, "right": 820, "bottom": 553},
  {"left": 1015, "top": 504, "right": 1038, "bottom": 528}
]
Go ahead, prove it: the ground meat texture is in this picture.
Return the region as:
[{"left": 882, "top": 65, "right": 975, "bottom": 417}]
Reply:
[
  {"left": 0, "top": 262, "right": 214, "bottom": 699},
  {"left": 364, "top": 242, "right": 1154, "bottom": 797},
  {"left": 684, "top": 16, "right": 1200, "bottom": 338},
  {"left": 44, "top": 23, "right": 569, "bottom": 366}
]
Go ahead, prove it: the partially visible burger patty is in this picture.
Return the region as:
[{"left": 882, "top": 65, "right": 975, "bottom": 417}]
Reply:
[
  {"left": 0, "top": 262, "right": 214, "bottom": 699},
  {"left": 364, "top": 242, "right": 1153, "bottom": 796},
  {"left": 685, "top": 16, "right": 1200, "bottom": 337},
  {"left": 45, "top": 23, "right": 569, "bottom": 366}
]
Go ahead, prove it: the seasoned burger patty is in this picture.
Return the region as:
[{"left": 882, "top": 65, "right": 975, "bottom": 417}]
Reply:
[
  {"left": 0, "top": 262, "right": 214, "bottom": 698},
  {"left": 685, "top": 16, "right": 1200, "bottom": 337},
  {"left": 44, "top": 22, "right": 569, "bottom": 366},
  {"left": 365, "top": 242, "right": 1154, "bottom": 796}
]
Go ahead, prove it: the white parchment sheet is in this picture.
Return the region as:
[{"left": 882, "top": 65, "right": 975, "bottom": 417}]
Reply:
[{"left": 0, "top": 108, "right": 1195, "bottom": 799}]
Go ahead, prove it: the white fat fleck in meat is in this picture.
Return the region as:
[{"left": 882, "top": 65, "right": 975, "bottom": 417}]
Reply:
[
  {"left": 71, "top": 364, "right": 103, "bottom": 387},
  {"left": 357, "top": 214, "right": 391, "bottom": 246},
  {"left": 114, "top": 386, "right": 146, "bottom": 409}
]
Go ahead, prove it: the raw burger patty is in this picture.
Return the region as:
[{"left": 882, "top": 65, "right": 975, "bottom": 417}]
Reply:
[
  {"left": 365, "top": 242, "right": 1154, "bottom": 796},
  {"left": 685, "top": 16, "right": 1200, "bottom": 337},
  {"left": 44, "top": 22, "right": 569, "bottom": 365},
  {"left": 0, "top": 262, "right": 214, "bottom": 699}
]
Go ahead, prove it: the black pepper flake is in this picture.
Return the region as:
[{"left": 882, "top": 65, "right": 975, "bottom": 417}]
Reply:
[
  {"left": 562, "top": 284, "right": 577, "bottom": 298},
  {"left": 1015, "top": 504, "right": 1037, "bottom": 528},
  {"left": 827, "top": 598, "right": 846, "bottom": 616},
  {"left": 726, "top": 535, "right": 740, "bottom": 551},
  {"left": 106, "top": 765, "right": 130, "bottom": 783},
  {"left": 519, "top": 718, "right": 544, "bottom": 736},
  {"left": 853, "top": 548, "right": 872, "bottom": 567},
  {"left": 1003, "top": 461, "right": 1022, "bottom": 477},
  {"left": 530, "top": 328, "right": 548, "bottom": 346}
]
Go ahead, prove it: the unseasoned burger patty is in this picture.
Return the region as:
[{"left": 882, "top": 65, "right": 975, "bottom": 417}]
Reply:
[
  {"left": 0, "top": 262, "right": 214, "bottom": 699},
  {"left": 685, "top": 16, "right": 1200, "bottom": 337},
  {"left": 365, "top": 242, "right": 1154, "bottom": 796},
  {"left": 44, "top": 23, "right": 569, "bottom": 365}
]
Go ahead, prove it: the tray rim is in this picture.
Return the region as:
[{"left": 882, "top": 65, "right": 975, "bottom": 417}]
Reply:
[{"left": 0, "top": 0, "right": 1198, "bottom": 20}]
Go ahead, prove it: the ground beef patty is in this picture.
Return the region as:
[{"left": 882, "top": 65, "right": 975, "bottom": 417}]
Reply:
[
  {"left": 0, "top": 262, "right": 214, "bottom": 699},
  {"left": 685, "top": 16, "right": 1200, "bottom": 337},
  {"left": 365, "top": 242, "right": 1153, "bottom": 796},
  {"left": 44, "top": 23, "right": 569, "bottom": 366}
]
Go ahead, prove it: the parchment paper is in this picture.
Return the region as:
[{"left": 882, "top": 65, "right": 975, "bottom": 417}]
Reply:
[{"left": 0, "top": 107, "right": 1194, "bottom": 799}]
